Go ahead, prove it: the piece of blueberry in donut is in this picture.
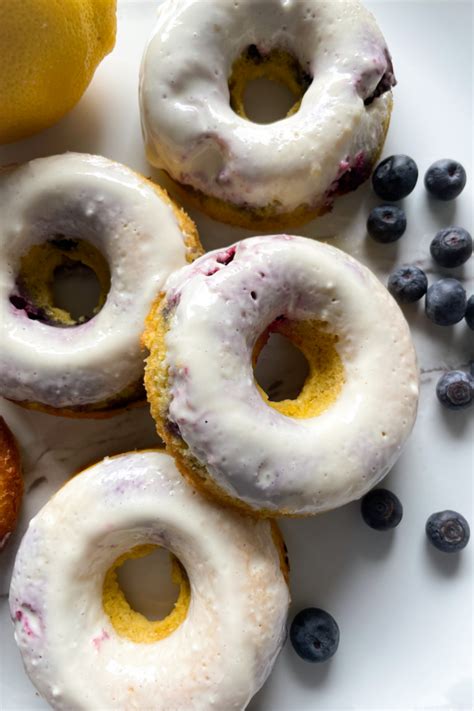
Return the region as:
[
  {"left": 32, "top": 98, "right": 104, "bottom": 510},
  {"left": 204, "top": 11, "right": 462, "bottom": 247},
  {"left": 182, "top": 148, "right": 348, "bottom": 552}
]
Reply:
[
  {"left": 49, "top": 236, "right": 79, "bottom": 252},
  {"left": 246, "top": 44, "right": 262, "bottom": 63},
  {"left": 337, "top": 152, "right": 372, "bottom": 193},
  {"left": 166, "top": 418, "right": 182, "bottom": 438},
  {"left": 362, "top": 50, "right": 396, "bottom": 106},
  {"left": 9, "top": 294, "right": 48, "bottom": 322},
  {"left": 216, "top": 246, "right": 236, "bottom": 265}
]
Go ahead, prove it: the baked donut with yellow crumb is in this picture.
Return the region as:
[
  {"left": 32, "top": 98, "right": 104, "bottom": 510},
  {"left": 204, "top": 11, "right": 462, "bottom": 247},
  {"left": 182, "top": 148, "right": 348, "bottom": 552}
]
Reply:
[
  {"left": 0, "top": 417, "right": 23, "bottom": 551},
  {"left": 10, "top": 449, "right": 289, "bottom": 710},
  {"left": 143, "top": 235, "right": 419, "bottom": 516},
  {"left": 0, "top": 153, "right": 202, "bottom": 417},
  {"left": 140, "top": 0, "right": 395, "bottom": 229}
]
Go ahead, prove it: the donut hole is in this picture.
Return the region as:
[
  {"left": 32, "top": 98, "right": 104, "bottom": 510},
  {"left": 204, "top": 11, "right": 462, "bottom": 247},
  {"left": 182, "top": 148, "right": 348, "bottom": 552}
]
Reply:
[
  {"left": 103, "top": 545, "right": 190, "bottom": 644},
  {"left": 242, "top": 77, "right": 297, "bottom": 124},
  {"left": 117, "top": 547, "right": 181, "bottom": 620},
  {"left": 10, "top": 238, "right": 111, "bottom": 327},
  {"left": 51, "top": 262, "right": 102, "bottom": 322},
  {"left": 253, "top": 318, "right": 344, "bottom": 418},
  {"left": 229, "top": 46, "right": 312, "bottom": 124},
  {"left": 254, "top": 332, "right": 309, "bottom": 401}
]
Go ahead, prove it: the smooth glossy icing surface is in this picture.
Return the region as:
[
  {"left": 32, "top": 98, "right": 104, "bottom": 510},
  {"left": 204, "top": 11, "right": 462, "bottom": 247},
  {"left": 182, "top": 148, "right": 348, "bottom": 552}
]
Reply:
[
  {"left": 9, "top": 450, "right": 289, "bottom": 710},
  {"left": 161, "top": 235, "right": 419, "bottom": 514},
  {"left": 140, "top": 0, "right": 394, "bottom": 213},
  {"left": 0, "top": 153, "right": 192, "bottom": 409}
]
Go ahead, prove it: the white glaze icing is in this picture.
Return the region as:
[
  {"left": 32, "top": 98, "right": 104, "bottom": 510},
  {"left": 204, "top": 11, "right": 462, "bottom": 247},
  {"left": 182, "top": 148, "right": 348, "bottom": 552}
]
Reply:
[
  {"left": 160, "top": 235, "right": 419, "bottom": 515},
  {"left": 0, "top": 153, "right": 192, "bottom": 409},
  {"left": 9, "top": 450, "right": 289, "bottom": 710},
  {"left": 139, "top": 0, "right": 394, "bottom": 214}
]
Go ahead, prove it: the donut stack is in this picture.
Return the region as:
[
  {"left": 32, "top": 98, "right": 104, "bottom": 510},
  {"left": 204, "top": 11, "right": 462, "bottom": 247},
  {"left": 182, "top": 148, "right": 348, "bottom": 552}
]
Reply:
[{"left": 1, "top": 2, "right": 418, "bottom": 710}]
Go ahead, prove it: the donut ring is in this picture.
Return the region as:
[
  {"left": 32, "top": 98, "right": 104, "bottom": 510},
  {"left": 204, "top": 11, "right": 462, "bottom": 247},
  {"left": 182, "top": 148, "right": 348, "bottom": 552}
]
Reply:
[
  {"left": 143, "top": 235, "right": 419, "bottom": 516},
  {"left": 0, "top": 417, "right": 23, "bottom": 551},
  {"left": 0, "top": 154, "right": 202, "bottom": 417},
  {"left": 10, "top": 450, "right": 289, "bottom": 709},
  {"left": 140, "top": 0, "right": 395, "bottom": 229}
]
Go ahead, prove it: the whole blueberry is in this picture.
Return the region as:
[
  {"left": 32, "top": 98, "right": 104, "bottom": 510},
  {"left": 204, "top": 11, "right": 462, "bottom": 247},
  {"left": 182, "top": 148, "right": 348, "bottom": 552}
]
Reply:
[
  {"left": 465, "top": 295, "right": 474, "bottom": 330},
  {"left": 426, "top": 510, "right": 470, "bottom": 553},
  {"left": 372, "top": 155, "right": 418, "bottom": 201},
  {"left": 290, "top": 608, "right": 340, "bottom": 663},
  {"left": 436, "top": 370, "right": 473, "bottom": 410},
  {"left": 425, "top": 278, "right": 466, "bottom": 326},
  {"left": 360, "top": 488, "right": 403, "bottom": 530},
  {"left": 367, "top": 205, "right": 406, "bottom": 243},
  {"left": 424, "top": 159, "right": 467, "bottom": 200},
  {"left": 388, "top": 265, "right": 428, "bottom": 303},
  {"left": 430, "top": 227, "right": 472, "bottom": 268}
]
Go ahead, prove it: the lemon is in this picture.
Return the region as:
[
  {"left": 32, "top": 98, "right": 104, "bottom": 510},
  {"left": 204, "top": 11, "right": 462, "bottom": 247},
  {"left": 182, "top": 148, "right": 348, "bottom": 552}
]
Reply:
[{"left": 0, "top": 0, "right": 116, "bottom": 144}]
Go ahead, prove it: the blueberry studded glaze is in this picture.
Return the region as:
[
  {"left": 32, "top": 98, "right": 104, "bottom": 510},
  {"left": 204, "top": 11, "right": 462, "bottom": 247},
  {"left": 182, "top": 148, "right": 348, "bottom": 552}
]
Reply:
[
  {"left": 158, "top": 235, "right": 419, "bottom": 515},
  {"left": 0, "top": 154, "right": 195, "bottom": 410},
  {"left": 9, "top": 451, "right": 289, "bottom": 710},
  {"left": 139, "top": 0, "right": 395, "bottom": 216}
]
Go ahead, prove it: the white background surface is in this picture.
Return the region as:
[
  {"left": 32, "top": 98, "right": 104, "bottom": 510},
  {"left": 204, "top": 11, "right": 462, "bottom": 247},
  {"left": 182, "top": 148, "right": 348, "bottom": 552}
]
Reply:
[{"left": 0, "top": 1, "right": 473, "bottom": 709}]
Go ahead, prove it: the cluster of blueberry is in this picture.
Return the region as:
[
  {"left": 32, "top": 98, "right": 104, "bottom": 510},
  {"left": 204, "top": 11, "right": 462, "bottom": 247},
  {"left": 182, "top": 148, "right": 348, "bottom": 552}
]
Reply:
[
  {"left": 289, "top": 157, "right": 472, "bottom": 668},
  {"left": 366, "top": 154, "right": 473, "bottom": 411},
  {"left": 360, "top": 489, "right": 470, "bottom": 554},
  {"left": 290, "top": 491, "right": 470, "bottom": 664}
]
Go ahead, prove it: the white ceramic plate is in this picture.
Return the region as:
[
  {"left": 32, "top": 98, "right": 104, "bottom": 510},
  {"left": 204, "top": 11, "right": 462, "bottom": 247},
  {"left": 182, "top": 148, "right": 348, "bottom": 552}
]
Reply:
[{"left": 0, "top": 1, "right": 472, "bottom": 709}]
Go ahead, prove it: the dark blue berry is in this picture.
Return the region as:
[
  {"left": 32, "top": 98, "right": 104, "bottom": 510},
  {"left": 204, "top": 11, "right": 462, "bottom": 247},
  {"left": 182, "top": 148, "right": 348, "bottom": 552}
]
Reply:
[
  {"left": 9, "top": 294, "right": 47, "bottom": 322},
  {"left": 360, "top": 489, "right": 403, "bottom": 530},
  {"left": 372, "top": 155, "right": 418, "bottom": 201},
  {"left": 430, "top": 227, "right": 472, "bottom": 268},
  {"left": 425, "top": 278, "right": 466, "bottom": 326},
  {"left": 426, "top": 510, "right": 470, "bottom": 553},
  {"left": 436, "top": 370, "right": 473, "bottom": 410},
  {"left": 387, "top": 265, "right": 427, "bottom": 303},
  {"left": 367, "top": 205, "right": 406, "bottom": 243},
  {"left": 465, "top": 295, "right": 474, "bottom": 330},
  {"left": 49, "top": 236, "right": 79, "bottom": 252},
  {"left": 290, "top": 608, "right": 339, "bottom": 663},
  {"left": 424, "top": 159, "right": 467, "bottom": 200}
]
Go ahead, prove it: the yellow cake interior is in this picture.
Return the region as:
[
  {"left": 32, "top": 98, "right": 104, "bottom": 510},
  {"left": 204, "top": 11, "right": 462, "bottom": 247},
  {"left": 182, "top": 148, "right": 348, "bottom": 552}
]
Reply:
[
  {"left": 102, "top": 544, "right": 191, "bottom": 644},
  {"left": 253, "top": 318, "right": 345, "bottom": 418},
  {"left": 228, "top": 47, "right": 311, "bottom": 121},
  {"left": 16, "top": 237, "right": 110, "bottom": 326}
]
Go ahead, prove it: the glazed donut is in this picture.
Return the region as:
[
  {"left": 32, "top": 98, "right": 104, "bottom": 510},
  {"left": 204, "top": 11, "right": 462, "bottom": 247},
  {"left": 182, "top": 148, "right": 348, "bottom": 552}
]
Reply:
[
  {"left": 139, "top": 0, "right": 395, "bottom": 229},
  {"left": 144, "top": 235, "right": 419, "bottom": 516},
  {"left": 0, "top": 417, "right": 23, "bottom": 551},
  {"left": 0, "top": 153, "right": 202, "bottom": 417},
  {"left": 10, "top": 450, "right": 289, "bottom": 710}
]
